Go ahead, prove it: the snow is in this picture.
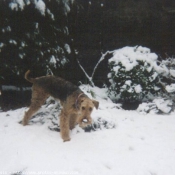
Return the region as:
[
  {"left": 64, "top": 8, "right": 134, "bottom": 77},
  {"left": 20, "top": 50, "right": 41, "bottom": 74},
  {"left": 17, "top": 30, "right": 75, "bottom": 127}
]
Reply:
[
  {"left": 170, "top": 69, "right": 175, "bottom": 77},
  {"left": 8, "top": 0, "right": 46, "bottom": 15},
  {"left": 63, "top": 27, "right": 69, "bottom": 35},
  {"left": 49, "top": 55, "right": 57, "bottom": 67},
  {"left": 9, "top": 2, "right": 18, "bottom": 11},
  {"left": 64, "top": 44, "right": 71, "bottom": 54},
  {"left": 166, "top": 83, "right": 175, "bottom": 93},
  {"left": 25, "top": 0, "right": 31, "bottom": 5},
  {"left": 34, "top": 0, "right": 46, "bottom": 16},
  {"left": 0, "top": 43, "right": 4, "bottom": 48},
  {"left": 21, "top": 42, "right": 26, "bottom": 47},
  {"left": 125, "top": 80, "right": 132, "bottom": 86},
  {"left": 9, "top": 0, "right": 25, "bottom": 11},
  {"left": 9, "top": 40, "right": 17, "bottom": 45},
  {"left": 60, "top": 58, "right": 68, "bottom": 66},
  {"left": 0, "top": 86, "right": 175, "bottom": 175},
  {"left": 107, "top": 46, "right": 175, "bottom": 102},
  {"left": 134, "top": 84, "right": 142, "bottom": 93},
  {"left": 7, "top": 26, "right": 12, "bottom": 32},
  {"left": 108, "top": 46, "right": 169, "bottom": 76},
  {"left": 137, "top": 98, "right": 173, "bottom": 114},
  {"left": 46, "top": 9, "right": 55, "bottom": 20},
  {"left": 64, "top": 3, "right": 71, "bottom": 14},
  {"left": 153, "top": 99, "right": 172, "bottom": 114},
  {"left": 149, "top": 72, "right": 158, "bottom": 82}
]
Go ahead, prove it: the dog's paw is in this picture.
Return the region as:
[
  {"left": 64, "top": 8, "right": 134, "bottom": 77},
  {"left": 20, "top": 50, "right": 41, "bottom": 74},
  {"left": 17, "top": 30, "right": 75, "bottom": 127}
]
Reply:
[
  {"left": 18, "top": 120, "right": 27, "bottom": 126},
  {"left": 63, "top": 138, "right": 71, "bottom": 142},
  {"left": 22, "top": 119, "right": 28, "bottom": 126}
]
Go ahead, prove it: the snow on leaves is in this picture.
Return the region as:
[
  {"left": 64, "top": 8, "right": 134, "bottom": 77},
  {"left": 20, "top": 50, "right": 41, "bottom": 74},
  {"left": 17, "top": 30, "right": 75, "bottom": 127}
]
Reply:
[
  {"left": 137, "top": 98, "right": 173, "bottom": 114},
  {"left": 0, "top": 0, "right": 76, "bottom": 79},
  {"left": 8, "top": 0, "right": 73, "bottom": 16},
  {"left": 9, "top": 0, "right": 25, "bottom": 11},
  {"left": 9, "top": 0, "right": 46, "bottom": 16},
  {"left": 107, "top": 46, "right": 175, "bottom": 104},
  {"left": 34, "top": 0, "right": 46, "bottom": 16},
  {"left": 166, "top": 84, "right": 175, "bottom": 93}
]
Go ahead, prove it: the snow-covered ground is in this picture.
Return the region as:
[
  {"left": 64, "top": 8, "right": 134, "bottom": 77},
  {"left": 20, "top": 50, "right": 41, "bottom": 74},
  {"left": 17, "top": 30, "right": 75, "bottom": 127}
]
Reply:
[{"left": 0, "top": 86, "right": 175, "bottom": 175}]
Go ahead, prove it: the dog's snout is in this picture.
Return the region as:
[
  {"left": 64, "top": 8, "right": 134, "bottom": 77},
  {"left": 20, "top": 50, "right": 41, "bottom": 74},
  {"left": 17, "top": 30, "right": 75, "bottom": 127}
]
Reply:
[
  {"left": 82, "top": 118, "right": 88, "bottom": 122},
  {"left": 82, "top": 116, "right": 87, "bottom": 121}
]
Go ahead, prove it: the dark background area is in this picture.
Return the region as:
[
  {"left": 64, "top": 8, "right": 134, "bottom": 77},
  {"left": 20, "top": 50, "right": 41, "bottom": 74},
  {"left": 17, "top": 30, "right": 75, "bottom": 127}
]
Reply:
[
  {"left": 74, "top": 0, "right": 175, "bottom": 86},
  {"left": 1, "top": 0, "right": 175, "bottom": 110}
]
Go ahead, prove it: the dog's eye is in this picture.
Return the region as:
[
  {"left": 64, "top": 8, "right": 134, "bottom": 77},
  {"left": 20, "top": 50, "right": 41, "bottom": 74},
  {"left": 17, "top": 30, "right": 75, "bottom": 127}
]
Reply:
[
  {"left": 82, "top": 107, "right": 85, "bottom": 110},
  {"left": 89, "top": 107, "right": 92, "bottom": 111}
]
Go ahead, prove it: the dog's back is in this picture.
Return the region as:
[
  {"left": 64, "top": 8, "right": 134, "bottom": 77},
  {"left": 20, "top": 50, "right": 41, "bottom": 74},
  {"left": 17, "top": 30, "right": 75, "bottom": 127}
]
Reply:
[
  {"left": 35, "top": 76, "right": 80, "bottom": 101},
  {"left": 25, "top": 70, "right": 81, "bottom": 101}
]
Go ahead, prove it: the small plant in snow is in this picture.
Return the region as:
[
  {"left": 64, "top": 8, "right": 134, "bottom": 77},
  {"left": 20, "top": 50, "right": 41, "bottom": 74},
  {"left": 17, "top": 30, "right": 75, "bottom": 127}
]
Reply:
[
  {"left": 107, "top": 46, "right": 163, "bottom": 102},
  {"left": 156, "top": 57, "right": 175, "bottom": 111},
  {"left": 137, "top": 98, "right": 173, "bottom": 114},
  {"left": 159, "top": 56, "right": 175, "bottom": 79}
]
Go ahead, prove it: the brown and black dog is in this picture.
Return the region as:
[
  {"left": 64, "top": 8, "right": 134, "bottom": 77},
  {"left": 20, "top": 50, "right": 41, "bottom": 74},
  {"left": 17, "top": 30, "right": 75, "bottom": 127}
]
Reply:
[{"left": 22, "top": 70, "right": 99, "bottom": 142}]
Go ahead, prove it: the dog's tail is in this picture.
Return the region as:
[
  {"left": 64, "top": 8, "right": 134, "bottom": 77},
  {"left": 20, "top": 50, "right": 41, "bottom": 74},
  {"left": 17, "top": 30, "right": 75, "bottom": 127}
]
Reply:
[{"left": 25, "top": 70, "right": 35, "bottom": 83}]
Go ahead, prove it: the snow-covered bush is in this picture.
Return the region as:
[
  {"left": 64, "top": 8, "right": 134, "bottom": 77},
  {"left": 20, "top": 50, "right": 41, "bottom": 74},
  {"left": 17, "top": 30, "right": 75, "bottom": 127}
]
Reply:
[
  {"left": 107, "top": 46, "right": 165, "bottom": 102},
  {"left": 159, "top": 57, "right": 175, "bottom": 79},
  {"left": 137, "top": 98, "right": 173, "bottom": 114},
  {"left": 159, "top": 57, "right": 175, "bottom": 103}
]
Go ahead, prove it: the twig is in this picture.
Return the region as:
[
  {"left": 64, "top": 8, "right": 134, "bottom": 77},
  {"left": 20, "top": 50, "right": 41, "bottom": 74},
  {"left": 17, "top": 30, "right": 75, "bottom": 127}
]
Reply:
[
  {"left": 91, "top": 50, "right": 114, "bottom": 80},
  {"left": 76, "top": 58, "right": 95, "bottom": 86},
  {"left": 77, "top": 50, "right": 115, "bottom": 86}
]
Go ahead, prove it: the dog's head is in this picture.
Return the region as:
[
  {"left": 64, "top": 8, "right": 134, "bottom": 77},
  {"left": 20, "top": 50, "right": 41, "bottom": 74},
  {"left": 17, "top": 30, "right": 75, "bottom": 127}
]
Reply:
[{"left": 76, "top": 96, "right": 99, "bottom": 128}]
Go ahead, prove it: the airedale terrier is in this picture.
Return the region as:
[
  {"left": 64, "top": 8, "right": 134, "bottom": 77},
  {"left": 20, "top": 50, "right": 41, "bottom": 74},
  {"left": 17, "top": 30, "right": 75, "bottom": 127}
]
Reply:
[{"left": 22, "top": 70, "right": 99, "bottom": 142}]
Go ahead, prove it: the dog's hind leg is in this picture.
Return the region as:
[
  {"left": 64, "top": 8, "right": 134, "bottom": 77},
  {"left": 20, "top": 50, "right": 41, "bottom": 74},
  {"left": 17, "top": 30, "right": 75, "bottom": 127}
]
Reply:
[
  {"left": 22, "top": 88, "right": 48, "bottom": 126},
  {"left": 60, "top": 110, "right": 71, "bottom": 142}
]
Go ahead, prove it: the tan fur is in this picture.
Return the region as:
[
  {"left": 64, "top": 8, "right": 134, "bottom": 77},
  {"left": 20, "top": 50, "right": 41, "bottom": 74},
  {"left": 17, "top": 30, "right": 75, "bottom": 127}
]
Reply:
[
  {"left": 25, "top": 70, "right": 35, "bottom": 83},
  {"left": 22, "top": 70, "right": 99, "bottom": 142}
]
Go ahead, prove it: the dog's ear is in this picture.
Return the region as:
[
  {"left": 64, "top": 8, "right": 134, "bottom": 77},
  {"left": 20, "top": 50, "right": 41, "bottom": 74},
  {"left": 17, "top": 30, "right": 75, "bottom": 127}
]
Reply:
[{"left": 92, "top": 100, "right": 99, "bottom": 109}]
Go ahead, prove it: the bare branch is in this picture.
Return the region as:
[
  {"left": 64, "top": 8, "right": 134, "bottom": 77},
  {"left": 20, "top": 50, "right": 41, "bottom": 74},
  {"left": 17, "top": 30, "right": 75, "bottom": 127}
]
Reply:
[
  {"left": 76, "top": 50, "right": 115, "bottom": 87},
  {"left": 76, "top": 58, "right": 95, "bottom": 86},
  {"left": 91, "top": 50, "right": 115, "bottom": 80}
]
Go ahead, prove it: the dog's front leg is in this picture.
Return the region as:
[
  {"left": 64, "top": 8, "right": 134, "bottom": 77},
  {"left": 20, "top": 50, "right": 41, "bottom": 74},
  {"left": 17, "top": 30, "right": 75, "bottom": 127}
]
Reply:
[
  {"left": 60, "top": 110, "right": 71, "bottom": 142},
  {"left": 69, "top": 113, "right": 78, "bottom": 130}
]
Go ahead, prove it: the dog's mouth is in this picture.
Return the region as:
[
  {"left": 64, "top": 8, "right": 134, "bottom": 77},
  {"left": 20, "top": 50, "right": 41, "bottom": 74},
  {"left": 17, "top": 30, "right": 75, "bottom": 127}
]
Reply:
[
  {"left": 78, "top": 117, "right": 92, "bottom": 128},
  {"left": 82, "top": 117, "right": 92, "bottom": 123},
  {"left": 82, "top": 119, "right": 88, "bottom": 123}
]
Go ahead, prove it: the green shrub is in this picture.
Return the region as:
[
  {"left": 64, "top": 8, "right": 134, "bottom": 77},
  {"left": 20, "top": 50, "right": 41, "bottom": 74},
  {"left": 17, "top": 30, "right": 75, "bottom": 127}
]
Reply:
[{"left": 107, "top": 46, "right": 164, "bottom": 102}]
